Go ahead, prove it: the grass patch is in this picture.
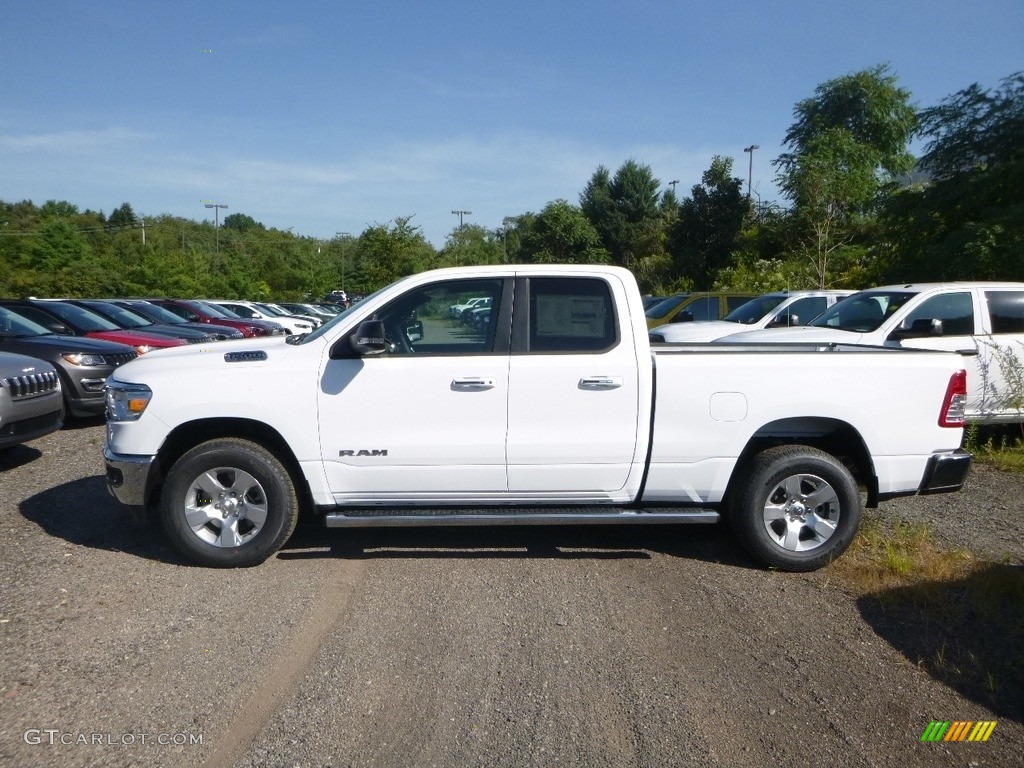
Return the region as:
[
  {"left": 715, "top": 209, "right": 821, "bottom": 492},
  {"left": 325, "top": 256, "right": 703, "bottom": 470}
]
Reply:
[
  {"left": 965, "top": 424, "right": 1024, "bottom": 472},
  {"left": 831, "top": 517, "right": 1024, "bottom": 718}
]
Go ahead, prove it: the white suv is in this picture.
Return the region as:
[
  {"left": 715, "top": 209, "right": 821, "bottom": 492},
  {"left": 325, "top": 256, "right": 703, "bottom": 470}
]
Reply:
[
  {"left": 650, "top": 290, "right": 852, "bottom": 343},
  {"left": 717, "top": 282, "right": 1024, "bottom": 424}
]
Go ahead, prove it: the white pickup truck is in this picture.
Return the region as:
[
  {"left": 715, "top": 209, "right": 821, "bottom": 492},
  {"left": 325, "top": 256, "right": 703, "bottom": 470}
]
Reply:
[
  {"left": 103, "top": 265, "right": 972, "bottom": 572},
  {"left": 715, "top": 282, "right": 1024, "bottom": 424}
]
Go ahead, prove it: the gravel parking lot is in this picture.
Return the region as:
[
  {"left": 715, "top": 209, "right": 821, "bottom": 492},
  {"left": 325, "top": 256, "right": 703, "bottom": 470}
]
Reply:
[{"left": 1, "top": 420, "right": 1021, "bottom": 768}]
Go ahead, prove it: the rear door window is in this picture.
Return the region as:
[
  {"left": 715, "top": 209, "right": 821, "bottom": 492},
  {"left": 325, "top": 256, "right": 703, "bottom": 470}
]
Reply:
[
  {"left": 986, "top": 291, "right": 1024, "bottom": 334},
  {"left": 527, "top": 277, "right": 617, "bottom": 353}
]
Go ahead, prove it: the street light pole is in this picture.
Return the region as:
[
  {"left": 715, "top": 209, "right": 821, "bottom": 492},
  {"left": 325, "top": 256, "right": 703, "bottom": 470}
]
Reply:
[
  {"left": 204, "top": 203, "right": 228, "bottom": 260},
  {"left": 668, "top": 179, "right": 679, "bottom": 196},
  {"left": 743, "top": 145, "right": 759, "bottom": 200},
  {"left": 336, "top": 231, "right": 351, "bottom": 292},
  {"left": 451, "top": 210, "right": 471, "bottom": 229}
]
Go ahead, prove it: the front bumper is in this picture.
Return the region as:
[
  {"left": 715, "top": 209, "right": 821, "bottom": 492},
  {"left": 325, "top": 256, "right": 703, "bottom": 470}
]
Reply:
[
  {"left": 103, "top": 446, "right": 156, "bottom": 507},
  {"left": 918, "top": 450, "right": 973, "bottom": 495}
]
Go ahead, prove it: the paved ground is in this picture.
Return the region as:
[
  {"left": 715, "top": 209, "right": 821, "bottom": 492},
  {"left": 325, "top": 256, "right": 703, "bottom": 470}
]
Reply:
[{"left": 1, "top": 420, "right": 1021, "bottom": 768}]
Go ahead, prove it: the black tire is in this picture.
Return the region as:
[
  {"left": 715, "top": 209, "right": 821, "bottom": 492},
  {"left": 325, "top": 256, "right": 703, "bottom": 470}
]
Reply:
[
  {"left": 729, "top": 445, "right": 861, "bottom": 572},
  {"left": 160, "top": 439, "right": 299, "bottom": 567}
]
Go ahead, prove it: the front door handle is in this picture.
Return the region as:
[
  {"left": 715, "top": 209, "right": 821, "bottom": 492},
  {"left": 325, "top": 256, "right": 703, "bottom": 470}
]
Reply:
[
  {"left": 452, "top": 377, "right": 496, "bottom": 391},
  {"left": 579, "top": 376, "right": 623, "bottom": 390}
]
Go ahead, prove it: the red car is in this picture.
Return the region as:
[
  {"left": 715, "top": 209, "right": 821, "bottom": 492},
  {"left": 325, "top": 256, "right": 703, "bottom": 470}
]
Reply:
[
  {"left": 150, "top": 299, "right": 286, "bottom": 338},
  {"left": 0, "top": 300, "right": 187, "bottom": 354}
]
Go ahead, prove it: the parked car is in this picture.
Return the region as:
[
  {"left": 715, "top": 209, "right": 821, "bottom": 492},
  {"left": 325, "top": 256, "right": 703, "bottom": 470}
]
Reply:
[
  {"left": 63, "top": 299, "right": 215, "bottom": 344},
  {"left": 0, "top": 306, "right": 136, "bottom": 417},
  {"left": 644, "top": 292, "right": 756, "bottom": 329},
  {"left": 449, "top": 296, "right": 489, "bottom": 318},
  {"left": 650, "top": 290, "right": 853, "bottom": 343},
  {"left": 208, "top": 300, "right": 317, "bottom": 335},
  {"left": 0, "top": 300, "right": 187, "bottom": 355},
  {"left": 0, "top": 351, "right": 63, "bottom": 449},
  {"left": 149, "top": 299, "right": 286, "bottom": 338},
  {"left": 108, "top": 300, "right": 244, "bottom": 340},
  {"left": 716, "top": 282, "right": 1024, "bottom": 424},
  {"left": 277, "top": 302, "right": 337, "bottom": 320}
]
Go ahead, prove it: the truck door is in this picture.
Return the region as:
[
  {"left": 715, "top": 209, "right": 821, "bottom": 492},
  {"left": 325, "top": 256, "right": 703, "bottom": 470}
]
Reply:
[
  {"left": 318, "top": 277, "right": 511, "bottom": 501},
  {"left": 506, "top": 276, "right": 641, "bottom": 493}
]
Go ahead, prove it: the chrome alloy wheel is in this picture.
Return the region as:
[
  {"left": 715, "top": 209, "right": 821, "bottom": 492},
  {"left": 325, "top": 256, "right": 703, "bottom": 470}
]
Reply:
[
  {"left": 184, "top": 467, "right": 269, "bottom": 548},
  {"left": 761, "top": 473, "right": 840, "bottom": 552}
]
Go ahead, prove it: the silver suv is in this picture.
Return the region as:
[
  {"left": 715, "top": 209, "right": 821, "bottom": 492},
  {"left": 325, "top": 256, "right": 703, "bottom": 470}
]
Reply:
[{"left": 0, "top": 351, "right": 64, "bottom": 449}]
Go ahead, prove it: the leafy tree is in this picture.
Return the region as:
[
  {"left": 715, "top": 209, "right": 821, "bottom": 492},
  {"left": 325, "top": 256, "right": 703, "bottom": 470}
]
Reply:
[
  {"left": 222, "top": 212, "right": 264, "bottom": 233},
  {"left": 519, "top": 200, "right": 609, "bottom": 264},
  {"left": 878, "top": 72, "right": 1024, "bottom": 281},
  {"left": 580, "top": 160, "right": 664, "bottom": 272},
  {"left": 667, "top": 156, "right": 748, "bottom": 289},
  {"left": 356, "top": 216, "right": 435, "bottom": 291},
  {"left": 440, "top": 223, "right": 504, "bottom": 267},
  {"left": 775, "top": 65, "right": 917, "bottom": 286},
  {"left": 108, "top": 202, "right": 137, "bottom": 230}
]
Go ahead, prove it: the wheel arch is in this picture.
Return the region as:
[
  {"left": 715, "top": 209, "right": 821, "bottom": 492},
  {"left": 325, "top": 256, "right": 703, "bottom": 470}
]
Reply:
[
  {"left": 149, "top": 418, "right": 313, "bottom": 516},
  {"left": 727, "top": 417, "right": 879, "bottom": 509}
]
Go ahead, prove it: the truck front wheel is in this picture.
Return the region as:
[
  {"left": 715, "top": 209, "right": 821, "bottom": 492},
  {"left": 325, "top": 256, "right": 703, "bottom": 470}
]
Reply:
[
  {"left": 730, "top": 445, "right": 860, "bottom": 572},
  {"left": 160, "top": 439, "right": 299, "bottom": 567}
]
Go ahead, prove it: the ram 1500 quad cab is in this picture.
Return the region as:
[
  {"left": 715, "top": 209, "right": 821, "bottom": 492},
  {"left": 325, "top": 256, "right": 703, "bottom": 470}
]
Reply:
[{"left": 103, "top": 266, "right": 972, "bottom": 571}]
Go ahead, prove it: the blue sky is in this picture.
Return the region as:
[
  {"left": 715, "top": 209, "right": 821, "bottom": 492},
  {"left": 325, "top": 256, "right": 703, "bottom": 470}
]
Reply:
[{"left": 2, "top": 1, "right": 1021, "bottom": 247}]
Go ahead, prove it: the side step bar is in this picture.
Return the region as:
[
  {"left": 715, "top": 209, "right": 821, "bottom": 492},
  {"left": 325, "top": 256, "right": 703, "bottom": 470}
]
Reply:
[{"left": 324, "top": 508, "right": 720, "bottom": 528}]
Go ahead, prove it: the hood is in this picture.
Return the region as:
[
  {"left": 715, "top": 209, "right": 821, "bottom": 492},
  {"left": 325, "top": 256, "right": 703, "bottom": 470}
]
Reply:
[
  {"left": 714, "top": 326, "right": 866, "bottom": 344},
  {"left": 651, "top": 320, "right": 743, "bottom": 343},
  {"left": 0, "top": 333, "right": 135, "bottom": 356},
  {"left": 111, "top": 334, "right": 295, "bottom": 382}
]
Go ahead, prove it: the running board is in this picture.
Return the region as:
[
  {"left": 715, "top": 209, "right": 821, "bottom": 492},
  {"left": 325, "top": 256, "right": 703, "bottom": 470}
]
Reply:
[{"left": 323, "top": 508, "right": 720, "bottom": 528}]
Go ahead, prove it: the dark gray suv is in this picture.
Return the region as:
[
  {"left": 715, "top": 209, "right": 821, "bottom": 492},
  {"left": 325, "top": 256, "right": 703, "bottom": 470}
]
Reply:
[{"left": 0, "top": 306, "right": 136, "bottom": 418}]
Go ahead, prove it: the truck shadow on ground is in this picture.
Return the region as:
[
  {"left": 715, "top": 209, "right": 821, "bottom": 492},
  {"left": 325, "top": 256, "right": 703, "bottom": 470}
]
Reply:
[
  {"left": 856, "top": 564, "right": 1024, "bottom": 722},
  {"left": 280, "top": 521, "right": 756, "bottom": 568},
  {"left": 0, "top": 443, "right": 44, "bottom": 472},
  {"left": 19, "top": 476, "right": 757, "bottom": 569}
]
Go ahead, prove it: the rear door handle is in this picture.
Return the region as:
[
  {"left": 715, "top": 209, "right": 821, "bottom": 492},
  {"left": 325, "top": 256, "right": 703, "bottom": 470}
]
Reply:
[
  {"left": 579, "top": 376, "right": 623, "bottom": 390},
  {"left": 452, "top": 377, "right": 496, "bottom": 391}
]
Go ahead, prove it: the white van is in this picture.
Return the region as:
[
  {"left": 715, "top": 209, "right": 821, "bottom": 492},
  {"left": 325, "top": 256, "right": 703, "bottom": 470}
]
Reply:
[{"left": 716, "top": 283, "right": 1024, "bottom": 424}]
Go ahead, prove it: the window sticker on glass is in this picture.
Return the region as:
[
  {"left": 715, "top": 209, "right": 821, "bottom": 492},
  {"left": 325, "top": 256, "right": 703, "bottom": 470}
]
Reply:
[{"left": 536, "top": 295, "right": 606, "bottom": 338}]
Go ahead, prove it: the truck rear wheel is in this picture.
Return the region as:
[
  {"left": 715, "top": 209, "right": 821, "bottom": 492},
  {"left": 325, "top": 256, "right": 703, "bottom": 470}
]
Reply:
[
  {"left": 730, "top": 445, "right": 860, "bottom": 572},
  {"left": 160, "top": 439, "right": 299, "bottom": 567}
]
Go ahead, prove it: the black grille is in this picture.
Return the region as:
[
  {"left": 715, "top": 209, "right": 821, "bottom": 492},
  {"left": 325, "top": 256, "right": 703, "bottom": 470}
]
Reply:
[
  {"left": 185, "top": 336, "right": 214, "bottom": 344},
  {"left": 104, "top": 353, "right": 138, "bottom": 366},
  {"left": 3, "top": 370, "right": 59, "bottom": 399}
]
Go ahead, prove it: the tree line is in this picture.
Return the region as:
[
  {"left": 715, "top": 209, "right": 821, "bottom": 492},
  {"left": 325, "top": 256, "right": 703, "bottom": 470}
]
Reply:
[{"left": 1, "top": 66, "right": 1020, "bottom": 302}]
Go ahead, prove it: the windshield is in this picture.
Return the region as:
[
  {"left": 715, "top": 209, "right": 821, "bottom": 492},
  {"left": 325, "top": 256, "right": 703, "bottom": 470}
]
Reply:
[
  {"left": 38, "top": 301, "right": 120, "bottom": 332},
  {"left": 0, "top": 306, "right": 51, "bottom": 337},
  {"left": 124, "top": 301, "right": 188, "bottom": 325},
  {"left": 81, "top": 301, "right": 153, "bottom": 329},
  {"left": 192, "top": 301, "right": 236, "bottom": 319},
  {"left": 810, "top": 290, "right": 916, "bottom": 332},
  {"left": 644, "top": 295, "right": 687, "bottom": 319},
  {"left": 722, "top": 294, "right": 787, "bottom": 324}
]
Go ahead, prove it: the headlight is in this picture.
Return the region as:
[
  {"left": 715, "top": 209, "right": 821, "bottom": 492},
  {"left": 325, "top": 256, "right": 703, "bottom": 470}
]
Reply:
[
  {"left": 62, "top": 352, "right": 108, "bottom": 367},
  {"left": 105, "top": 380, "right": 153, "bottom": 422},
  {"left": 134, "top": 345, "right": 153, "bottom": 355}
]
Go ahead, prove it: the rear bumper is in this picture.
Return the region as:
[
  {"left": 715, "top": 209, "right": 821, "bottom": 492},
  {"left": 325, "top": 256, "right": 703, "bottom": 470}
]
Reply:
[{"left": 918, "top": 450, "right": 973, "bottom": 495}]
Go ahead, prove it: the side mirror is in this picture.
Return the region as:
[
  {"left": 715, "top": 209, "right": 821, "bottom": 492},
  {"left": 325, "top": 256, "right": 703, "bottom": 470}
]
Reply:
[
  {"left": 406, "top": 320, "right": 424, "bottom": 343},
  {"left": 890, "top": 318, "right": 943, "bottom": 341},
  {"left": 350, "top": 320, "right": 388, "bottom": 355},
  {"left": 766, "top": 313, "right": 798, "bottom": 328}
]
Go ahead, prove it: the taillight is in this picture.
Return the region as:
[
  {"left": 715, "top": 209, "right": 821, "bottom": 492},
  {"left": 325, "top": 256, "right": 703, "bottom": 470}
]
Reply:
[{"left": 939, "top": 369, "right": 967, "bottom": 427}]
